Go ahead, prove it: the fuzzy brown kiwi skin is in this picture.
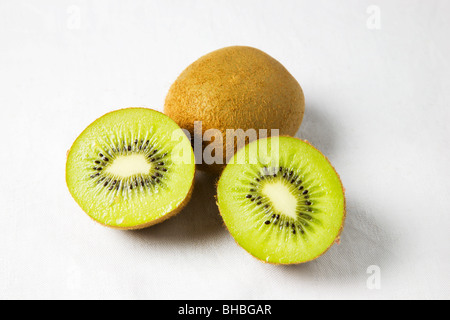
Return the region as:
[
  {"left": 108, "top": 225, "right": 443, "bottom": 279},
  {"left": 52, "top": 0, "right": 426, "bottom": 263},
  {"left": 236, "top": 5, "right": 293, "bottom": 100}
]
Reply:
[
  {"left": 215, "top": 136, "right": 346, "bottom": 265},
  {"left": 66, "top": 107, "right": 196, "bottom": 230},
  {"left": 165, "top": 46, "right": 305, "bottom": 174}
]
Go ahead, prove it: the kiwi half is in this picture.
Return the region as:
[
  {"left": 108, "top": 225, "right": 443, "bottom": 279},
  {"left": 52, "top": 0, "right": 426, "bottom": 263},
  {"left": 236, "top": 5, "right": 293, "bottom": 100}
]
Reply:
[
  {"left": 165, "top": 46, "right": 305, "bottom": 173},
  {"left": 66, "top": 108, "right": 196, "bottom": 230},
  {"left": 217, "top": 136, "right": 346, "bottom": 264}
]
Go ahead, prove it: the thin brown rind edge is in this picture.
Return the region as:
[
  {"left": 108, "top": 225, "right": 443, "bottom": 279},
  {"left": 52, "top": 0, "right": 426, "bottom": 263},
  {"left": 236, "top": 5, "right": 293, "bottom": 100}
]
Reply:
[{"left": 215, "top": 136, "right": 347, "bottom": 265}]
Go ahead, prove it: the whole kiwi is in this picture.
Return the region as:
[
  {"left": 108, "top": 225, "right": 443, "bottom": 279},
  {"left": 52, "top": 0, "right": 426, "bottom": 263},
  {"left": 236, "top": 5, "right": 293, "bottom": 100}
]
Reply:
[{"left": 164, "top": 46, "right": 305, "bottom": 173}]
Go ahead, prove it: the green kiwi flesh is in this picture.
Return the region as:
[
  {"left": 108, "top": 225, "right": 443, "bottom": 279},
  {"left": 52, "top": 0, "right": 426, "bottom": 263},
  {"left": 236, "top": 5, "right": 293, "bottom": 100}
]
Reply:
[
  {"left": 217, "top": 136, "right": 346, "bottom": 264},
  {"left": 66, "top": 108, "right": 195, "bottom": 230}
]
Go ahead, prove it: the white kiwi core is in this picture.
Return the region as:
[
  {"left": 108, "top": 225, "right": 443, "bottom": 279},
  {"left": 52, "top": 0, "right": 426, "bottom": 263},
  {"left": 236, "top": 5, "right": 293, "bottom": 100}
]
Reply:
[
  {"left": 105, "top": 154, "right": 152, "bottom": 178},
  {"left": 262, "top": 181, "right": 298, "bottom": 219}
]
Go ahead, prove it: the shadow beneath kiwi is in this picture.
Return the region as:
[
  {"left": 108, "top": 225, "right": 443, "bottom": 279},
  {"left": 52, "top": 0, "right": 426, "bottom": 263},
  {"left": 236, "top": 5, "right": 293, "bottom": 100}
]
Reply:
[
  {"left": 122, "top": 171, "right": 226, "bottom": 245},
  {"left": 276, "top": 196, "right": 399, "bottom": 284},
  {"left": 295, "top": 101, "right": 336, "bottom": 156}
]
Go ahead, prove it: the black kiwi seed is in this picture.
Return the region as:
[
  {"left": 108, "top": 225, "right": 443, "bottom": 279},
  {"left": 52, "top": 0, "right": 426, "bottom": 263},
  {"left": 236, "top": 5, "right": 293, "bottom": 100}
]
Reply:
[
  {"left": 303, "top": 190, "right": 309, "bottom": 195},
  {"left": 246, "top": 195, "right": 252, "bottom": 199},
  {"left": 265, "top": 221, "right": 271, "bottom": 225},
  {"left": 306, "top": 201, "right": 312, "bottom": 206}
]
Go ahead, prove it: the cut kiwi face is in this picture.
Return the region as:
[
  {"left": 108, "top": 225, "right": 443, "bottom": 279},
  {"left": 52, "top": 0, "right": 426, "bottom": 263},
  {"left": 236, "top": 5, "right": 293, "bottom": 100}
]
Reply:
[
  {"left": 217, "top": 136, "right": 346, "bottom": 264},
  {"left": 66, "top": 108, "right": 195, "bottom": 230}
]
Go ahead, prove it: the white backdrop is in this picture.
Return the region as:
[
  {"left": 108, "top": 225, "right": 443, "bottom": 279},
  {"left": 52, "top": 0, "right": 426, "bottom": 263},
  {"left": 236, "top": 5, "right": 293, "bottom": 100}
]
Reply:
[{"left": 0, "top": 0, "right": 449, "bottom": 300}]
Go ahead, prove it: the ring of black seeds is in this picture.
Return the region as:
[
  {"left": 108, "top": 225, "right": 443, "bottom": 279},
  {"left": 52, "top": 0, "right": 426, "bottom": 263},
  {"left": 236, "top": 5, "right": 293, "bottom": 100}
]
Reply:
[
  {"left": 244, "top": 166, "right": 316, "bottom": 236},
  {"left": 89, "top": 140, "right": 170, "bottom": 194}
]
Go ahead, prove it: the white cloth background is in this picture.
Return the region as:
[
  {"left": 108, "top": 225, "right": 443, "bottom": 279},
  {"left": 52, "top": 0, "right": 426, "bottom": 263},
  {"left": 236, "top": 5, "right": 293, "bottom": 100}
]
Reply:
[{"left": 0, "top": 0, "right": 449, "bottom": 299}]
